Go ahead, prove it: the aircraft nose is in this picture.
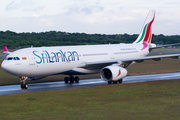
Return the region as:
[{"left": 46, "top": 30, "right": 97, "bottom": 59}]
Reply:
[{"left": 1, "top": 60, "right": 16, "bottom": 75}]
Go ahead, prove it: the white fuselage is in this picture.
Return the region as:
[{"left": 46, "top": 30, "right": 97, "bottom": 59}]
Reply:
[{"left": 1, "top": 43, "right": 149, "bottom": 78}]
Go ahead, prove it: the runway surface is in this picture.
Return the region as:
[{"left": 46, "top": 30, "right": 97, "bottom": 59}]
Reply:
[
  {"left": 0, "top": 55, "right": 7, "bottom": 58},
  {"left": 0, "top": 72, "right": 180, "bottom": 95}
]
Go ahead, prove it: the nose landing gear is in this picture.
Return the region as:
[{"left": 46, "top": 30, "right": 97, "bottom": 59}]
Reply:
[{"left": 20, "top": 76, "right": 28, "bottom": 89}]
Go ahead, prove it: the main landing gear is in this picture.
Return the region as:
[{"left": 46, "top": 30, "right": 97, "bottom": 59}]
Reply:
[
  {"left": 64, "top": 76, "right": 80, "bottom": 83},
  {"left": 20, "top": 76, "right": 28, "bottom": 89},
  {"left": 108, "top": 79, "right": 123, "bottom": 84}
]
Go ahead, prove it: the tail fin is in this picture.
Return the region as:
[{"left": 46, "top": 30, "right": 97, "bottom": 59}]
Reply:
[
  {"left": 3, "top": 46, "right": 11, "bottom": 54},
  {"left": 133, "top": 10, "right": 156, "bottom": 44}
]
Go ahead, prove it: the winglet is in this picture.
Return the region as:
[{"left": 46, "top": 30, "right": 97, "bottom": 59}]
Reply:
[{"left": 3, "top": 46, "right": 11, "bottom": 54}]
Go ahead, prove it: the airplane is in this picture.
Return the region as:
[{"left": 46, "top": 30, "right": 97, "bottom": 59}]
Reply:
[{"left": 2, "top": 10, "right": 180, "bottom": 89}]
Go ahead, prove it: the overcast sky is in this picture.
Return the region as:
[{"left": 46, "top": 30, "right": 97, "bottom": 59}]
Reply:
[{"left": 0, "top": 0, "right": 180, "bottom": 35}]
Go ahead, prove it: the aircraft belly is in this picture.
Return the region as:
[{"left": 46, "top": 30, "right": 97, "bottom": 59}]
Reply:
[{"left": 20, "top": 61, "right": 78, "bottom": 77}]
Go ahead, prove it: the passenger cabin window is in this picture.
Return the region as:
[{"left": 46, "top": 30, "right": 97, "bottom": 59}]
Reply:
[{"left": 6, "top": 57, "right": 20, "bottom": 60}]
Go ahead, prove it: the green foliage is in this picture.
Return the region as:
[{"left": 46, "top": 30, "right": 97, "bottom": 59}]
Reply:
[{"left": 0, "top": 30, "right": 180, "bottom": 48}]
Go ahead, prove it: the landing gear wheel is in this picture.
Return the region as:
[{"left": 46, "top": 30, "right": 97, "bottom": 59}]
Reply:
[
  {"left": 21, "top": 83, "right": 28, "bottom": 89},
  {"left": 64, "top": 77, "right": 69, "bottom": 83},
  {"left": 108, "top": 81, "right": 112, "bottom": 84},
  {"left": 64, "top": 76, "right": 80, "bottom": 83},
  {"left": 21, "top": 83, "right": 24, "bottom": 89},
  {"left": 118, "top": 79, "right": 123, "bottom": 83},
  {"left": 75, "top": 76, "right": 79, "bottom": 83},
  {"left": 20, "top": 76, "right": 28, "bottom": 89},
  {"left": 70, "top": 77, "right": 74, "bottom": 83},
  {"left": 24, "top": 83, "right": 28, "bottom": 89}
]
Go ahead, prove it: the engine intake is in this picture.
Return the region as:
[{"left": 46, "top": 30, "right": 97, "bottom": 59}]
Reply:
[{"left": 100, "top": 66, "right": 128, "bottom": 81}]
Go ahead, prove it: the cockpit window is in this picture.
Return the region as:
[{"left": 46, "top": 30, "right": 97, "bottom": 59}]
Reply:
[
  {"left": 16, "top": 57, "right": 20, "bottom": 60},
  {"left": 7, "top": 57, "right": 13, "bottom": 60},
  {"left": 5, "top": 57, "right": 20, "bottom": 60}
]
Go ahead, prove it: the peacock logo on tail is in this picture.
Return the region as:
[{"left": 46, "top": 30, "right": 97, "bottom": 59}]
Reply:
[{"left": 133, "top": 10, "right": 156, "bottom": 50}]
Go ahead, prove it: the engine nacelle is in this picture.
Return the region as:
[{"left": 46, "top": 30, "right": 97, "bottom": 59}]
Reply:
[{"left": 100, "top": 66, "right": 128, "bottom": 81}]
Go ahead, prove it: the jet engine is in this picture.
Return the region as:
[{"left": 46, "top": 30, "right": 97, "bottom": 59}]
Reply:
[{"left": 100, "top": 66, "right": 128, "bottom": 81}]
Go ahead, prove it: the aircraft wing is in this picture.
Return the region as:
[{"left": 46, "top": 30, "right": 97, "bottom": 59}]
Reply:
[
  {"left": 120, "top": 54, "right": 180, "bottom": 62},
  {"left": 77, "top": 54, "right": 180, "bottom": 69},
  {"left": 77, "top": 59, "right": 118, "bottom": 69}
]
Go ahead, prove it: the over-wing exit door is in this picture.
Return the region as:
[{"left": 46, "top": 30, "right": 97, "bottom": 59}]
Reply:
[{"left": 109, "top": 48, "right": 114, "bottom": 59}]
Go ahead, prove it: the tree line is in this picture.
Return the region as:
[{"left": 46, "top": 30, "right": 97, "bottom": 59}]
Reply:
[{"left": 0, "top": 30, "right": 180, "bottom": 49}]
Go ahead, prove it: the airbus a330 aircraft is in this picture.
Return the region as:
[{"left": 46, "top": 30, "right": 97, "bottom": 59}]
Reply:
[{"left": 2, "top": 10, "right": 180, "bottom": 89}]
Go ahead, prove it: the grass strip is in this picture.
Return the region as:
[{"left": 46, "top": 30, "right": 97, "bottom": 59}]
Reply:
[{"left": 0, "top": 79, "right": 180, "bottom": 120}]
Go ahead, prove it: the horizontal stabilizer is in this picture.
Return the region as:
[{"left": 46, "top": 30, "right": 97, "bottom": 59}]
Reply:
[{"left": 149, "top": 43, "right": 180, "bottom": 51}]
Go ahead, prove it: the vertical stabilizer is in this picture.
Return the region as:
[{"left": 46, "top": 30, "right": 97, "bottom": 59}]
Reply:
[
  {"left": 3, "top": 46, "right": 10, "bottom": 54},
  {"left": 133, "top": 10, "right": 156, "bottom": 44}
]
